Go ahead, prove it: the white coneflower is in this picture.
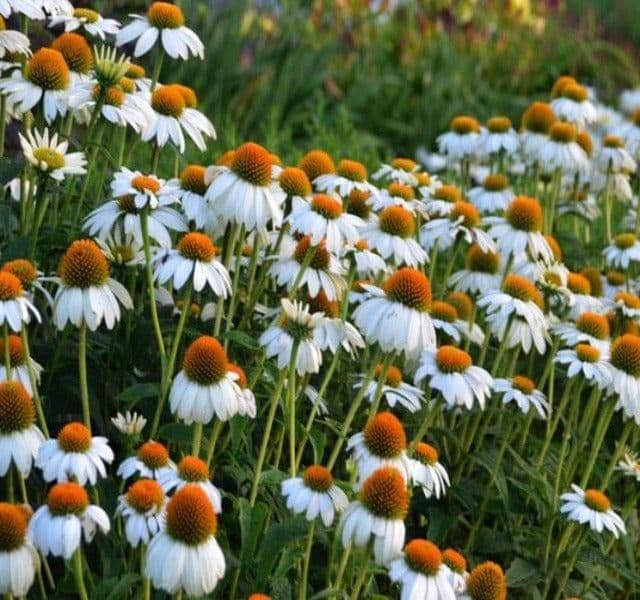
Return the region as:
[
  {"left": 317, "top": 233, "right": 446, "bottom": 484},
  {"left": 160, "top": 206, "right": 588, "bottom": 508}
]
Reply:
[
  {"left": 410, "top": 443, "right": 450, "bottom": 500},
  {"left": 555, "top": 343, "right": 613, "bottom": 390},
  {"left": 117, "top": 2, "right": 203, "bottom": 59},
  {"left": 0, "top": 16, "right": 30, "bottom": 58},
  {"left": 594, "top": 135, "right": 636, "bottom": 173},
  {"left": 372, "top": 157, "right": 420, "bottom": 186},
  {"left": 442, "top": 549, "right": 468, "bottom": 594},
  {"left": 477, "top": 116, "right": 520, "bottom": 158},
  {"left": 0, "top": 0, "right": 43, "bottom": 19},
  {"left": 617, "top": 449, "right": 640, "bottom": 482},
  {"left": 565, "top": 272, "right": 605, "bottom": 320},
  {"left": 0, "top": 268, "right": 43, "bottom": 327},
  {"left": 368, "top": 182, "right": 427, "bottom": 218},
  {"left": 493, "top": 375, "right": 549, "bottom": 419},
  {"left": 111, "top": 168, "right": 179, "bottom": 210},
  {"left": 520, "top": 101, "right": 556, "bottom": 163},
  {"left": 423, "top": 184, "right": 462, "bottom": 217},
  {"left": 344, "top": 240, "right": 388, "bottom": 279},
  {"left": 609, "top": 334, "right": 640, "bottom": 424},
  {"left": 281, "top": 465, "right": 348, "bottom": 526},
  {"left": 49, "top": 7, "right": 120, "bottom": 39},
  {"left": 307, "top": 292, "right": 364, "bottom": 356},
  {"left": 603, "top": 233, "right": 640, "bottom": 269},
  {"left": 551, "top": 83, "right": 597, "bottom": 128},
  {"left": 538, "top": 121, "right": 590, "bottom": 176},
  {"left": 159, "top": 455, "right": 222, "bottom": 513},
  {"left": 0, "top": 334, "right": 42, "bottom": 395},
  {"left": 355, "top": 363, "right": 425, "bottom": 413},
  {"left": 51, "top": 31, "right": 94, "bottom": 84},
  {"left": 171, "top": 164, "right": 211, "bottom": 230},
  {"left": 96, "top": 231, "right": 145, "bottom": 267},
  {"left": 111, "top": 411, "right": 147, "bottom": 436},
  {"left": 467, "top": 174, "right": 515, "bottom": 215},
  {"left": 314, "top": 158, "right": 376, "bottom": 197},
  {"left": 437, "top": 115, "right": 481, "bottom": 161},
  {"left": 448, "top": 244, "right": 501, "bottom": 296},
  {"left": 20, "top": 127, "right": 86, "bottom": 181},
  {"left": 117, "top": 478, "right": 166, "bottom": 547},
  {"left": 560, "top": 485, "right": 626, "bottom": 538},
  {"left": 117, "top": 440, "right": 176, "bottom": 481},
  {"left": 0, "top": 503, "right": 38, "bottom": 597},
  {"left": 553, "top": 311, "right": 611, "bottom": 354}
]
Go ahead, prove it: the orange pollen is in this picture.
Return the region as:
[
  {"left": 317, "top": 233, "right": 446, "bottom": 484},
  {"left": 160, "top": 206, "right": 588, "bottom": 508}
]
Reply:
[
  {"left": 59, "top": 239, "right": 109, "bottom": 288},
  {"left": 131, "top": 175, "right": 161, "bottom": 194},
  {"left": 562, "top": 83, "right": 589, "bottom": 102},
  {"left": 355, "top": 239, "right": 370, "bottom": 251},
  {"left": 502, "top": 274, "right": 544, "bottom": 308},
  {"left": 46, "top": 482, "right": 89, "bottom": 516},
  {"left": 575, "top": 343, "right": 600, "bottom": 363},
  {"left": 415, "top": 172, "right": 431, "bottom": 186},
  {"left": 383, "top": 268, "right": 432, "bottom": 311},
  {"left": 231, "top": 142, "right": 272, "bottom": 187},
  {"left": 57, "top": 422, "right": 92, "bottom": 453},
  {"left": 604, "top": 135, "right": 624, "bottom": 148},
  {"left": 551, "top": 75, "right": 578, "bottom": 98},
  {"left": 137, "top": 441, "right": 170, "bottom": 470},
  {"left": 430, "top": 300, "right": 458, "bottom": 323},
  {"left": 180, "top": 165, "right": 207, "bottom": 195},
  {"left": 293, "top": 236, "right": 331, "bottom": 271},
  {"left": 567, "top": 272, "right": 591, "bottom": 295},
  {"left": 93, "top": 84, "right": 125, "bottom": 107},
  {"left": 414, "top": 442, "right": 439, "bottom": 465},
  {"left": 346, "top": 189, "right": 372, "bottom": 219},
  {"left": 576, "top": 312, "right": 610, "bottom": 339},
  {"left": 25, "top": 48, "right": 70, "bottom": 91},
  {"left": 0, "top": 271, "right": 23, "bottom": 301},
  {"left": 299, "top": 149, "right": 335, "bottom": 180},
  {"left": 378, "top": 205, "right": 416, "bottom": 238},
  {"left": 466, "top": 244, "right": 500, "bottom": 274},
  {"left": 615, "top": 291, "right": 640, "bottom": 309},
  {"left": 127, "top": 479, "right": 165, "bottom": 513},
  {"left": 51, "top": 33, "right": 93, "bottom": 74},
  {"left": 228, "top": 363, "right": 248, "bottom": 389},
  {"left": 450, "top": 201, "right": 480, "bottom": 228},
  {"left": 522, "top": 102, "right": 556, "bottom": 134},
  {"left": 544, "top": 235, "right": 563, "bottom": 261},
  {"left": 0, "top": 503, "right": 27, "bottom": 551},
  {"left": 279, "top": 167, "right": 312, "bottom": 197},
  {"left": 433, "top": 185, "right": 462, "bottom": 203},
  {"left": 373, "top": 364, "right": 402, "bottom": 388},
  {"left": 487, "top": 116, "right": 512, "bottom": 133},
  {"left": 178, "top": 455, "right": 209, "bottom": 482},
  {"left": 446, "top": 291, "right": 474, "bottom": 320},
  {"left": 359, "top": 466, "right": 409, "bottom": 519},
  {"left": 404, "top": 539, "right": 442, "bottom": 576},
  {"left": 506, "top": 196, "right": 543, "bottom": 232},
  {"left": 335, "top": 159, "right": 366, "bottom": 182},
  {"left": 126, "top": 64, "right": 146, "bottom": 79},
  {"left": 302, "top": 465, "right": 334, "bottom": 492},
  {"left": 610, "top": 334, "right": 640, "bottom": 376},
  {"left": 363, "top": 412, "right": 407, "bottom": 458},
  {"left": 442, "top": 549, "right": 467, "bottom": 573},
  {"left": 436, "top": 346, "right": 472, "bottom": 373},
  {"left": 308, "top": 291, "right": 339, "bottom": 318},
  {"left": 0, "top": 335, "right": 25, "bottom": 366},
  {"left": 466, "top": 561, "right": 507, "bottom": 600},
  {"left": 2, "top": 259, "right": 37, "bottom": 286},
  {"left": 390, "top": 158, "right": 417, "bottom": 171},
  {"left": 607, "top": 271, "right": 626, "bottom": 286},
  {"left": 177, "top": 232, "right": 216, "bottom": 262},
  {"left": 388, "top": 182, "right": 415, "bottom": 201},
  {"left": 151, "top": 86, "right": 185, "bottom": 118},
  {"left": 311, "top": 194, "right": 343, "bottom": 219},
  {"left": 184, "top": 336, "right": 228, "bottom": 385},
  {"left": 584, "top": 489, "right": 611, "bottom": 512},
  {"left": 0, "top": 381, "right": 34, "bottom": 433},
  {"left": 170, "top": 84, "right": 197, "bottom": 108},
  {"left": 248, "top": 596, "right": 271, "bottom": 600},
  {"left": 166, "top": 484, "right": 217, "bottom": 545},
  {"left": 512, "top": 375, "right": 535, "bottom": 395},
  {"left": 577, "top": 131, "right": 594, "bottom": 157},
  {"left": 580, "top": 267, "right": 603, "bottom": 297},
  {"left": 549, "top": 121, "right": 578, "bottom": 144},
  {"left": 615, "top": 232, "right": 637, "bottom": 249},
  {"left": 147, "top": 2, "right": 185, "bottom": 28},
  {"left": 216, "top": 150, "right": 235, "bottom": 167},
  {"left": 450, "top": 115, "right": 480, "bottom": 134},
  {"left": 483, "top": 174, "right": 508, "bottom": 191},
  {"left": 73, "top": 8, "right": 99, "bottom": 22}
]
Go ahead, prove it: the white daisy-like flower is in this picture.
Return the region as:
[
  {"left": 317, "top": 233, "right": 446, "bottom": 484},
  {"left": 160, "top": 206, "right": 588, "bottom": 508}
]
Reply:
[
  {"left": 353, "top": 268, "right": 436, "bottom": 359},
  {"left": 485, "top": 196, "right": 554, "bottom": 263},
  {"left": 289, "top": 194, "right": 363, "bottom": 254},
  {"left": 20, "top": 127, "right": 86, "bottom": 181},
  {"left": 560, "top": 484, "right": 626, "bottom": 538},
  {"left": 281, "top": 465, "right": 348, "bottom": 526},
  {"left": 538, "top": 121, "right": 590, "bottom": 176},
  {"left": 372, "top": 157, "right": 420, "bottom": 186},
  {"left": 36, "top": 422, "right": 114, "bottom": 485},
  {"left": 551, "top": 83, "right": 597, "bottom": 128},
  {"left": 0, "top": 18, "right": 30, "bottom": 58},
  {"left": 0, "top": 47, "right": 70, "bottom": 123},
  {"left": 520, "top": 101, "right": 557, "bottom": 163},
  {"left": 414, "top": 346, "right": 492, "bottom": 411},
  {"left": 228, "top": 363, "right": 256, "bottom": 419},
  {"left": 347, "top": 412, "right": 412, "bottom": 488},
  {"left": 565, "top": 274, "right": 606, "bottom": 320},
  {"left": 111, "top": 411, "right": 147, "bottom": 436},
  {"left": 442, "top": 550, "right": 468, "bottom": 595},
  {"left": 29, "top": 482, "right": 110, "bottom": 559},
  {"left": 307, "top": 293, "right": 364, "bottom": 356},
  {"left": 41, "top": 0, "right": 73, "bottom": 15},
  {"left": 448, "top": 244, "right": 502, "bottom": 296},
  {"left": 0, "top": 381, "right": 44, "bottom": 477},
  {"left": 117, "top": 440, "right": 176, "bottom": 481},
  {"left": 117, "top": 478, "right": 166, "bottom": 547},
  {"left": 617, "top": 449, "right": 640, "bottom": 482},
  {"left": 555, "top": 344, "right": 613, "bottom": 390},
  {"left": 591, "top": 170, "right": 633, "bottom": 202},
  {"left": 436, "top": 116, "right": 481, "bottom": 161},
  {"left": 609, "top": 335, "right": 640, "bottom": 424},
  {"left": 410, "top": 443, "right": 450, "bottom": 500},
  {"left": 477, "top": 116, "right": 520, "bottom": 158},
  {"left": 0, "top": 0, "right": 42, "bottom": 19},
  {"left": 594, "top": 135, "right": 637, "bottom": 173},
  {"left": 603, "top": 233, "right": 640, "bottom": 269},
  {"left": 355, "top": 363, "right": 425, "bottom": 413},
  {"left": 50, "top": 7, "right": 120, "bottom": 39},
  {"left": 259, "top": 298, "right": 324, "bottom": 375},
  {"left": 116, "top": 2, "right": 203, "bottom": 59},
  {"left": 422, "top": 184, "right": 463, "bottom": 217},
  {"left": 553, "top": 312, "right": 611, "bottom": 354},
  {"left": 467, "top": 174, "right": 515, "bottom": 215},
  {"left": 170, "top": 164, "right": 211, "bottom": 230},
  {"left": 0, "top": 333, "right": 42, "bottom": 396},
  {"left": 158, "top": 455, "right": 222, "bottom": 513},
  {"left": 368, "top": 182, "right": 428, "bottom": 218},
  {"left": 620, "top": 87, "right": 640, "bottom": 115},
  {"left": 340, "top": 466, "right": 408, "bottom": 565},
  {"left": 493, "top": 376, "right": 549, "bottom": 419},
  {"left": 111, "top": 168, "right": 179, "bottom": 211},
  {"left": 361, "top": 205, "right": 427, "bottom": 267},
  {"left": 0, "top": 503, "right": 38, "bottom": 597},
  {"left": 96, "top": 231, "right": 145, "bottom": 268},
  {"left": 145, "top": 486, "right": 225, "bottom": 597},
  {"left": 0, "top": 271, "right": 40, "bottom": 332},
  {"left": 205, "top": 142, "right": 285, "bottom": 235},
  {"left": 314, "top": 158, "right": 377, "bottom": 197},
  {"left": 557, "top": 189, "right": 600, "bottom": 220},
  {"left": 603, "top": 270, "right": 627, "bottom": 300},
  {"left": 50, "top": 239, "right": 133, "bottom": 331},
  {"left": 344, "top": 240, "right": 388, "bottom": 279},
  {"left": 169, "top": 336, "right": 243, "bottom": 424}
]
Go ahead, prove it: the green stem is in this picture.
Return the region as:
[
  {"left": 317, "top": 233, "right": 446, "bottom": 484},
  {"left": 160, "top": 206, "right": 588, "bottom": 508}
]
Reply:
[
  {"left": 21, "top": 328, "right": 48, "bottom": 436},
  {"left": 600, "top": 419, "right": 634, "bottom": 489},
  {"left": 192, "top": 422, "right": 203, "bottom": 457},
  {"left": 408, "top": 388, "right": 433, "bottom": 453},
  {"left": 537, "top": 377, "right": 576, "bottom": 468},
  {"left": 78, "top": 321, "right": 91, "bottom": 433},
  {"left": 205, "top": 420, "right": 223, "bottom": 466},
  {"left": 287, "top": 342, "right": 300, "bottom": 477},
  {"left": 150, "top": 47, "right": 165, "bottom": 91},
  {"left": 298, "top": 520, "right": 316, "bottom": 600},
  {"left": 71, "top": 548, "right": 89, "bottom": 600},
  {"left": 27, "top": 178, "right": 49, "bottom": 260},
  {"left": 578, "top": 399, "right": 616, "bottom": 488},
  {"left": 0, "top": 96, "right": 6, "bottom": 158},
  {"left": 141, "top": 547, "right": 151, "bottom": 600},
  {"left": 552, "top": 527, "right": 587, "bottom": 600}
]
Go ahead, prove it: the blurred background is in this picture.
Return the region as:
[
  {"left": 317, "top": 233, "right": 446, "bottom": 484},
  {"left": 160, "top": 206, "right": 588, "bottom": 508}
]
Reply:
[{"left": 89, "top": 0, "right": 640, "bottom": 163}]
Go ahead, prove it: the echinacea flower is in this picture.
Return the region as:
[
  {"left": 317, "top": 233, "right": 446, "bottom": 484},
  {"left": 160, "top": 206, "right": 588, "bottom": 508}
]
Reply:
[
  {"left": 50, "top": 239, "right": 133, "bottom": 331},
  {"left": 555, "top": 344, "right": 613, "bottom": 390},
  {"left": 603, "top": 233, "right": 640, "bottom": 269},
  {"left": 20, "top": 127, "right": 86, "bottom": 180},
  {"left": 538, "top": 121, "right": 589, "bottom": 176},
  {"left": 41, "top": 0, "right": 73, "bottom": 15},
  {"left": 169, "top": 336, "right": 243, "bottom": 424},
  {"left": 159, "top": 455, "right": 222, "bottom": 513},
  {"left": 29, "top": 482, "right": 110, "bottom": 558},
  {"left": 0, "top": 380, "right": 44, "bottom": 476},
  {"left": 36, "top": 421, "right": 113, "bottom": 485},
  {"left": 617, "top": 449, "right": 640, "bottom": 482},
  {"left": 171, "top": 164, "right": 211, "bottom": 230},
  {"left": 117, "top": 2, "right": 203, "bottom": 59},
  {"left": 345, "top": 240, "right": 388, "bottom": 279},
  {"left": 355, "top": 363, "right": 425, "bottom": 413},
  {"left": 307, "top": 291, "right": 364, "bottom": 356},
  {"left": 449, "top": 244, "right": 501, "bottom": 296},
  {"left": 0, "top": 0, "right": 43, "bottom": 19},
  {"left": 553, "top": 311, "right": 611, "bottom": 354},
  {"left": 410, "top": 442, "right": 450, "bottom": 500},
  {"left": 117, "top": 440, "right": 176, "bottom": 481},
  {"left": 347, "top": 412, "right": 412, "bottom": 487},
  {"left": 560, "top": 485, "right": 626, "bottom": 538},
  {"left": 492, "top": 375, "right": 549, "bottom": 419},
  {"left": 609, "top": 334, "right": 640, "bottom": 424},
  {"left": 298, "top": 148, "right": 335, "bottom": 183},
  {"left": 467, "top": 174, "right": 515, "bottom": 215},
  {"left": 117, "top": 479, "right": 166, "bottom": 547},
  {"left": 111, "top": 410, "right": 147, "bottom": 436},
  {"left": 423, "top": 184, "right": 462, "bottom": 217},
  {"left": 146, "top": 485, "right": 225, "bottom": 596},
  {"left": 461, "top": 561, "right": 507, "bottom": 600},
  {"left": 414, "top": 346, "right": 492, "bottom": 411},
  {"left": 340, "top": 466, "right": 408, "bottom": 565},
  {"left": 594, "top": 135, "right": 636, "bottom": 173},
  {"left": 520, "top": 101, "right": 556, "bottom": 163},
  {"left": 50, "top": 7, "right": 120, "bottom": 39},
  {"left": 96, "top": 231, "right": 145, "bottom": 267},
  {"left": 442, "top": 549, "right": 468, "bottom": 594},
  {"left": 551, "top": 83, "right": 597, "bottom": 128},
  {"left": 437, "top": 116, "right": 481, "bottom": 161},
  {"left": 50, "top": 31, "right": 93, "bottom": 83},
  {"left": 0, "top": 16, "right": 30, "bottom": 59},
  {"left": 314, "top": 158, "right": 376, "bottom": 197},
  {"left": 281, "top": 465, "right": 348, "bottom": 526},
  {"left": 0, "top": 503, "right": 38, "bottom": 597},
  {"left": 353, "top": 268, "right": 436, "bottom": 359},
  {"left": 372, "top": 157, "right": 420, "bottom": 186},
  {"left": 477, "top": 116, "right": 520, "bottom": 158},
  {"left": 111, "top": 168, "right": 178, "bottom": 211},
  {"left": 0, "top": 334, "right": 42, "bottom": 395},
  {"left": 368, "top": 182, "right": 427, "bottom": 218},
  {"left": 388, "top": 539, "right": 456, "bottom": 600}
]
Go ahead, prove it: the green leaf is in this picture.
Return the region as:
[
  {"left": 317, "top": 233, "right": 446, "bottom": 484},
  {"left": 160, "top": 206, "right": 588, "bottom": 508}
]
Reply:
[
  {"left": 0, "top": 157, "right": 23, "bottom": 185},
  {"left": 256, "top": 516, "right": 309, "bottom": 587},
  {"left": 1, "top": 236, "right": 30, "bottom": 261},
  {"left": 158, "top": 422, "right": 192, "bottom": 444},
  {"left": 506, "top": 558, "right": 541, "bottom": 587},
  {"left": 238, "top": 498, "right": 269, "bottom": 568},
  {"left": 92, "top": 574, "right": 141, "bottom": 600},
  {"left": 223, "top": 330, "right": 260, "bottom": 351},
  {"left": 115, "top": 382, "right": 160, "bottom": 406},
  {"left": 307, "top": 427, "right": 326, "bottom": 464}
]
